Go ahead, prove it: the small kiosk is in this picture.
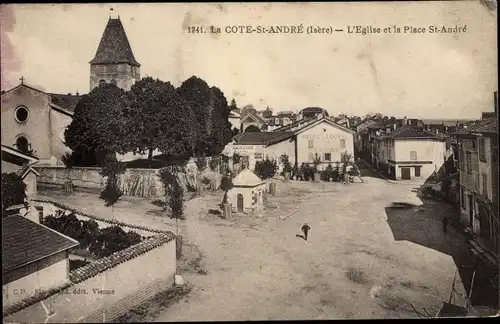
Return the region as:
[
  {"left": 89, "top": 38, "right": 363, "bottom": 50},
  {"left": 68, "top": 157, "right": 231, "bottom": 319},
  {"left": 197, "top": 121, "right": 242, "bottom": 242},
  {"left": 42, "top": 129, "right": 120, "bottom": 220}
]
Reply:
[{"left": 228, "top": 169, "right": 266, "bottom": 214}]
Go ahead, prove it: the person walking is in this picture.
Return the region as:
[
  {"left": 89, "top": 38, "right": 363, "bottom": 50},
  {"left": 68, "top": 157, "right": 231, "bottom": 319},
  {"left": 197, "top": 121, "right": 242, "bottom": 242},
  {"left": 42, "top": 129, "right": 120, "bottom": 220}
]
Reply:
[
  {"left": 442, "top": 216, "right": 449, "bottom": 242},
  {"left": 301, "top": 223, "right": 311, "bottom": 241}
]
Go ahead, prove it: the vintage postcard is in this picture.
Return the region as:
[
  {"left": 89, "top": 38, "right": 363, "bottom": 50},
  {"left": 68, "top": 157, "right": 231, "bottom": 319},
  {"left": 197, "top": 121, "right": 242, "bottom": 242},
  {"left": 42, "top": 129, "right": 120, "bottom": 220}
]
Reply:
[{"left": 1, "top": 1, "right": 498, "bottom": 322}]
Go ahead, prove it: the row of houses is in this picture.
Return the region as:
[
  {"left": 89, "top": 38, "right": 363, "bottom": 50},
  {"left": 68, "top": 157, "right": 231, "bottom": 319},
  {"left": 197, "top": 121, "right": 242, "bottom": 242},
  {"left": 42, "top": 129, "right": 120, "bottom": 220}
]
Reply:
[
  {"left": 455, "top": 112, "right": 498, "bottom": 263},
  {"left": 224, "top": 114, "right": 356, "bottom": 170}
]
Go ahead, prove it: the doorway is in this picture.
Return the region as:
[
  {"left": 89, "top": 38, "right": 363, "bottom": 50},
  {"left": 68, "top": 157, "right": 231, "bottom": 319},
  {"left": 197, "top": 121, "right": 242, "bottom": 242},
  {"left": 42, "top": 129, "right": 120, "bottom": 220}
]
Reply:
[
  {"left": 401, "top": 167, "right": 411, "bottom": 180},
  {"left": 237, "top": 194, "right": 244, "bottom": 213},
  {"left": 468, "top": 195, "right": 474, "bottom": 226}
]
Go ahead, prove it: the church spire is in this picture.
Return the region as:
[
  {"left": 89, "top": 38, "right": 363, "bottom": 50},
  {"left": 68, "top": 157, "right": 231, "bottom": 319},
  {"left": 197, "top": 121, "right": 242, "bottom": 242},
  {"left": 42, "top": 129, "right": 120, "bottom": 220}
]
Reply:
[{"left": 89, "top": 16, "right": 140, "bottom": 67}]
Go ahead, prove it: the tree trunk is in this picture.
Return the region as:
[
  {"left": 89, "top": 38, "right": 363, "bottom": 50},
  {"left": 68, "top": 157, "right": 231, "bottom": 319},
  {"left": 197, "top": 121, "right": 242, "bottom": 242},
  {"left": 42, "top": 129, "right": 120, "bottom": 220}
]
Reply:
[{"left": 148, "top": 148, "right": 153, "bottom": 166}]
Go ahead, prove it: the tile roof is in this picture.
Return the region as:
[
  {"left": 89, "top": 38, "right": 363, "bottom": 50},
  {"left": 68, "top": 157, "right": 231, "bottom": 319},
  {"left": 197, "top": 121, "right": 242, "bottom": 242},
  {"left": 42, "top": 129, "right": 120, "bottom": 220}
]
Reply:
[
  {"left": 49, "top": 93, "right": 83, "bottom": 112},
  {"left": 16, "top": 165, "right": 40, "bottom": 179},
  {"left": 386, "top": 125, "right": 445, "bottom": 139},
  {"left": 233, "top": 131, "right": 294, "bottom": 145},
  {"left": 233, "top": 169, "right": 264, "bottom": 187},
  {"left": 89, "top": 18, "right": 140, "bottom": 67},
  {"left": 2, "top": 215, "right": 79, "bottom": 273},
  {"left": 454, "top": 117, "right": 497, "bottom": 135},
  {"left": 420, "top": 119, "right": 472, "bottom": 126},
  {"left": 1, "top": 144, "right": 39, "bottom": 162}
]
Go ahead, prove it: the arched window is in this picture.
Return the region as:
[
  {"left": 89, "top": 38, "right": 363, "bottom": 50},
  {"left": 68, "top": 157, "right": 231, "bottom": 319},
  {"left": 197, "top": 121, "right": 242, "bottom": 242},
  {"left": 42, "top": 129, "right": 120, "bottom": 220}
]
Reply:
[
  {"left": 110, "top": 79, "right": 117, "bottom": 86},
  {"left": 99, "top": 80, "right": 106, "bottom": 87},
  {"left": 15, "top": 135, "right": 30, "bottom": 154},
  {"left": 14, "top": 106, "right": 29, "bottom": 123}
]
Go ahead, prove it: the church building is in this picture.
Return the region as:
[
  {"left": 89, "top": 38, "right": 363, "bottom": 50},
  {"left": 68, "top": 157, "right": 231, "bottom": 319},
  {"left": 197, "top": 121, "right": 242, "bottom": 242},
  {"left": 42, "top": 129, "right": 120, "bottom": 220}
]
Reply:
[{"left": 1, "top": 16, "right": 140, "bottom": 165}]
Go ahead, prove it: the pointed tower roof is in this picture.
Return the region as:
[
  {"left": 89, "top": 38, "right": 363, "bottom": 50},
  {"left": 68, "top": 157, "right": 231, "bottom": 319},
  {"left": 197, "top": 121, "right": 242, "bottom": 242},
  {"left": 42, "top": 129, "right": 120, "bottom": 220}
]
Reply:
[
  {"left": 233, "top": 169, "right": 264, "bottom": 187},
  {"left": 90, "top": 18, "right": 140, "bottom": 67}
]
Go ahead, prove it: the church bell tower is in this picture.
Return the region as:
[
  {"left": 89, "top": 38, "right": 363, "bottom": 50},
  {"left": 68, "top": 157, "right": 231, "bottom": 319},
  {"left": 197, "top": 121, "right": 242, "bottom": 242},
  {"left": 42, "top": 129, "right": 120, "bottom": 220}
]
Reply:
[{"left": 89, "top": 15, "right": 140, "bottom": 91}]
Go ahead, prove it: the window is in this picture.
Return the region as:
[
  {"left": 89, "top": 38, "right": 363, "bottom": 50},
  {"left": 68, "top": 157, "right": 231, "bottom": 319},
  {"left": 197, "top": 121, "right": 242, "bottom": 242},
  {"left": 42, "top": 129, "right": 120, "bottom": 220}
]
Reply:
[
  {"left": 466, "top": 151, "right": 472, "bottom": 173},
  {"left": 414, "top": 166, "right": 421, "bottom": 177},
  {"left": 308, "top": 152, "right": 314, "bottom": 162},
  {"left": 324, "top": 153, "right": 331, "bottom": 161},
  {"left": 14, "top": 106, "right": 29, "bottom": 123},
  {"left": 460, "top": 187, "right": 465, "bottom": 209},
  {"left": 99, "top": 80, "right": 106, "bottom": 87},
  {"left": 459, "top": 150, "right": 465, "bottom": 171},
  {"left": 410, "top": 151, "right": 417, "bottom": 161},
  {"left": 110, "top": 79, "right": 117, "bottom": 86},
  {"left": 275, "top": 118, "right": 280, "bottom": 125},
  {"left": 482, "top": 173, "right": 488, "bottom": 197},
  {"left": 15, "top": 135, "right": 30, "bottom": 153},
  {"left": 254, "top": 153, "right": 263, "bottom": 160},
  {"left": 109, "top": 65, "right": 118, "bottom": 74},
  {"left": 478, "top": 138, "right": 486, "bottom": 162},
  {"left": 340, "top": 139, "right": 346, "bottom": 149},
  {"left": 98, "top": 66, "right": 105, "bottom": 75},
  {"left": 308, "top": 139, "right": 314, "bottom": 149}
]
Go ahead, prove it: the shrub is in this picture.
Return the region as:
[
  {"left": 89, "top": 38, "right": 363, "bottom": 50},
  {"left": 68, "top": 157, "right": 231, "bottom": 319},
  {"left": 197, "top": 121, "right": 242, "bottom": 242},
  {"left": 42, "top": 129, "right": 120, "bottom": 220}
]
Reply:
[
  {"left": 254, "top": 158, "right": 277, "bottom": 180},
  {"left": 170, "top": 177, "right": 185, "bottom": 220},
  {"left": 300, "top": 163, "right": 307, "bottom": 181},
  {"left": 2, "top": 172, "right": 27, "bottom": 212},
  {"left": 220, "top": 174, "right": 233, "bottom": 205},
  {"left": 292, "top": 162, "right": 300, "bottom": 179},
  {"left": 280, "top": 154, "right": 292, "bottom": 173},
  {"left": 324, "top": 163, "right": 333, "bottom": 180},
  {"left": 43, "top": 212, "right": 143, "bottom": 257},
  {"left": 312, "top": 153, "right": 321, "bottom": 173},
  {"left": 201, "top": 176, "right": 211, "bottom": 185},
  {"left": 195, "top": 156, "right": 207, "bottom": 172},
  {"left": 232, "top": 152, "right": 241, "bottom": 164},
  {"left": 209, "top": 157, "right": 219, "bottom": 172}
]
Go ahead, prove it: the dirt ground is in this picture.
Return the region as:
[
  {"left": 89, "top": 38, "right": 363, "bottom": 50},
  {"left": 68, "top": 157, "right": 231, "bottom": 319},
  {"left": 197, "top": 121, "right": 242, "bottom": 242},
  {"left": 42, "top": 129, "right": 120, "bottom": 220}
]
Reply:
[
  {"left": 153, "top": 171, "right": 472, "bottom": 320},
  {"left": 36, "top": 168, "right": 477, "bottom": 320}
]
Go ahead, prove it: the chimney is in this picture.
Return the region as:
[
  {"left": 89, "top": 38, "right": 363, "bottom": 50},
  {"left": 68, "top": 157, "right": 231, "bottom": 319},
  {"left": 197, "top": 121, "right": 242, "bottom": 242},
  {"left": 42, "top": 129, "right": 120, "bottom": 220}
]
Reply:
[{"left": 67, "top": 93, "right": 72, "bottom": 96}]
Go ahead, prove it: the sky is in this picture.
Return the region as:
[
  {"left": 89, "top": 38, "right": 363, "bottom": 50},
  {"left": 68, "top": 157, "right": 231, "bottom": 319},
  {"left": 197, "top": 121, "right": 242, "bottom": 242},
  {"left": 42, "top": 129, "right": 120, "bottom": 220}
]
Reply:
[{"left": 0, "top": 2, "right": 497, "bottom": 119}]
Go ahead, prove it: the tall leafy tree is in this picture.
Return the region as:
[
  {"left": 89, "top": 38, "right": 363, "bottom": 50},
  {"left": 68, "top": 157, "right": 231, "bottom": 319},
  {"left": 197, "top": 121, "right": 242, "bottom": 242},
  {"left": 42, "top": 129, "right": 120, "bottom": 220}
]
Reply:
[
  {"left": 207, "top": 86, "right": 234, "bottom": 156},
  {"left": 127, "top": 77, "right": 194, "bottom": 162},
  {"left": 229, "top": 98, "right": 238, "bottom": 112},
  {"left": 177, "top": 76, "right": 212, "bottom": 157},
  {"left": 65, "top": 84, "right": 131, "bottom": 163}
]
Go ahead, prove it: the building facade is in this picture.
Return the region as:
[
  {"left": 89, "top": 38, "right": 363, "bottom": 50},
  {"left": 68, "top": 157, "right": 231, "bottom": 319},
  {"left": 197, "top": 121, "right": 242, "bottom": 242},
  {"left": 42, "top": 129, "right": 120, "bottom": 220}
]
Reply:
[
  {"left": 371, "top": 125, "right": 447, "bottom": 181},
  {"left": 89, "top": 17, "right": 141, "bottom": 91},
  {"left": 227, "top": 117, "right": 355, "bottom": 171},
  {"left": 456, "top": 116, "right": 498, "bottom": 258},
  {"left": 1, "top": 85, "right": 76, "bottom": 165}
]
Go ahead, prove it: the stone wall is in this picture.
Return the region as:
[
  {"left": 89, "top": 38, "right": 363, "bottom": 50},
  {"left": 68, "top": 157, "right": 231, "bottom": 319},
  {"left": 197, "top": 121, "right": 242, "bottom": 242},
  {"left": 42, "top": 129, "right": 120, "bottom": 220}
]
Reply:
[{"left": 34, "top": 156, "right": 233, "bottom": 198}]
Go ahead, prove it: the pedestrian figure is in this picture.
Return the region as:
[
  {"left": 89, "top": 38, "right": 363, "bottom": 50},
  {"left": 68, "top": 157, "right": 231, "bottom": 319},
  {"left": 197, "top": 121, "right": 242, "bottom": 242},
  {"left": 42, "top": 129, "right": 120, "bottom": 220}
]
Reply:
[
  {"left": 301, "top": 223, "right": 311, "bottom": 241},
  {"left": 442, "top": 216, "right": 449, "bottom": 235}
]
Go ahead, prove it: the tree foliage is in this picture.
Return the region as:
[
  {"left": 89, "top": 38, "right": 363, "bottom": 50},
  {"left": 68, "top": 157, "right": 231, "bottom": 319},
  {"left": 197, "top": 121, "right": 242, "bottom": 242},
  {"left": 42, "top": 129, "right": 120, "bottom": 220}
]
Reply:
[
  {"left": 128, "top": 77, "right": 195, "bottom": 161},
  {"left": 177, "top": 76, "right": 212, "bottom": 157},
  {"left": 43, "top": 213, "right": 142, "bottom": 258},
  {"left": 207, "top": 86, "right": 234, "bottom": 156},
  {"left": 99, "top": 154, "right": 125, "bottom": 208},
  {"left": 2, "top": 173, "right": 27, "bottom": 212},
  {"left": 254, "top": 158, "right": 277, "bottom": 180},
  {"left": 65, "top": 84, "right": 132, "bottom": 160},
  {"left": 158, "top": 168, "right": 185, "bottom": 219}
]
